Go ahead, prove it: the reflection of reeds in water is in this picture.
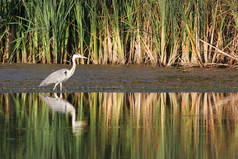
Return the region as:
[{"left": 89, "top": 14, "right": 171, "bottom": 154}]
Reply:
[{"left": 1, "top": 92, "right": 238, "bottom": 158}]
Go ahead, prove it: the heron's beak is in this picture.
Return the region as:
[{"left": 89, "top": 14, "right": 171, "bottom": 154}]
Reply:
[{"left": 76, "top": 52, "right": 87, "bottom": 59}]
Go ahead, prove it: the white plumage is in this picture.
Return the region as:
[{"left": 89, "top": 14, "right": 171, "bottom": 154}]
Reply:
[{"left": 39, "top": 53, "right": 86, "bottom": 91}]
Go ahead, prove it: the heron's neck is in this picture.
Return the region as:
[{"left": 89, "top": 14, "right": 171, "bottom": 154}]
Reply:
[{"left": 69, "top": 56, "right": 77, "bottom": 77}]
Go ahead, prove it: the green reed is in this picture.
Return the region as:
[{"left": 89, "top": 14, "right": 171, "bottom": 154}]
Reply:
[{"left": 0, "top": 0, "right": 238, "bottom": 66}]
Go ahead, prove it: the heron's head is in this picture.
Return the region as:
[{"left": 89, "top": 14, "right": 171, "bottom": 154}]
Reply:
[{"left": 74, "top": 53, "right": 87, "bottom": 59}]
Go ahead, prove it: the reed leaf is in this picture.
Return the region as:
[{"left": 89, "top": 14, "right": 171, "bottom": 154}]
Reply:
[{"left": 0, "top": 0, "right": 237, "bottom": 66}]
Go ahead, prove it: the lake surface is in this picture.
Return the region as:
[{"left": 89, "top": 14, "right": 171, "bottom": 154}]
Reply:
[{"left": 1, "top": 92, "right": 238, "bottom": 159}]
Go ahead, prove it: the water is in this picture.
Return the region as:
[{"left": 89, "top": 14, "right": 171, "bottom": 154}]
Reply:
[{"left": 1, "top": 92, "right": 238, "bottom": 159}]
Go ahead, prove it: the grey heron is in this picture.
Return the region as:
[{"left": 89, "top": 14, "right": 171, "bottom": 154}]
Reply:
[{"left": 39, "top": 53, "right": 86, "bottom": 91}]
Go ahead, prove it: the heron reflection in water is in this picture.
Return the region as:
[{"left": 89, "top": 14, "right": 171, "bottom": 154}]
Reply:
[{"left": 39, "top": 94, "right": 87, "bottom": 134}]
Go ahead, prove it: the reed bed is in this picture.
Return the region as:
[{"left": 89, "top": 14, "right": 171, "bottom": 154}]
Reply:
[
  {"left": 0, "top": 0, "right": 237, "bottom": 66},
  {"left": 1, "top": 92, "right": 238, "bottom": 158}
]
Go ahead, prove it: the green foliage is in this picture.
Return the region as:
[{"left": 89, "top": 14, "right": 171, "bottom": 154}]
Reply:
[{"left": 0, "top": 0, "right": 237, "bottom": 66}]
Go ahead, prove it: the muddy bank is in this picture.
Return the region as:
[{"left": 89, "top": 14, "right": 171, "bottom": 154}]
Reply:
[{"left": 1, "top": 64, "right": 238, "bottom": 93}]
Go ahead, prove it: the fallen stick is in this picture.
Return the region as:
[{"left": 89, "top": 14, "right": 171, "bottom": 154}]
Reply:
[{"left": 199, "top": 39, "right": 238, "bottom": 61}]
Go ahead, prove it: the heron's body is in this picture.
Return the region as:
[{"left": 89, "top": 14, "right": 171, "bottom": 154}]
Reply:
[{"left": 39, "top": 53, "right": 86, "bottom": 91}]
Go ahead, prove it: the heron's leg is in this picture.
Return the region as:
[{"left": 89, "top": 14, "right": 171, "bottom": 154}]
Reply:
[
  {"left": 60, "top": 83, "right": 63, "bottom": 91},
  {"left": 53, "top": 83, "right": 59, "bottom": 91}
]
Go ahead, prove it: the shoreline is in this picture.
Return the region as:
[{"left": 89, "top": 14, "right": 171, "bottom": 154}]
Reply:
[{"left": 1, "top": 64, "right": 238, "bottom": 93}]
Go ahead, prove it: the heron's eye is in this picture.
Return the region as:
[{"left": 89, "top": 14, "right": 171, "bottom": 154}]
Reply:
[{"left": 64, "top": 71, "right": 67, "bottom": 76}]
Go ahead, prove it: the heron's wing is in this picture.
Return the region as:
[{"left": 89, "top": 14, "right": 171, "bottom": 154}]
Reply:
[{"left": 39, "top": 69, "right": 69, "bottom": 87}]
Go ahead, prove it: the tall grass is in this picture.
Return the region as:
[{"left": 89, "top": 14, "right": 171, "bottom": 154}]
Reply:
[{"left": 0, "top": 0, "right": 237, "bottom": 66}]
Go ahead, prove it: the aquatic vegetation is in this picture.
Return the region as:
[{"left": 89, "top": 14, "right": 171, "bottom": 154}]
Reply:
[{"left": 0, "top": 0, "right": 237, "bottom": 66}]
